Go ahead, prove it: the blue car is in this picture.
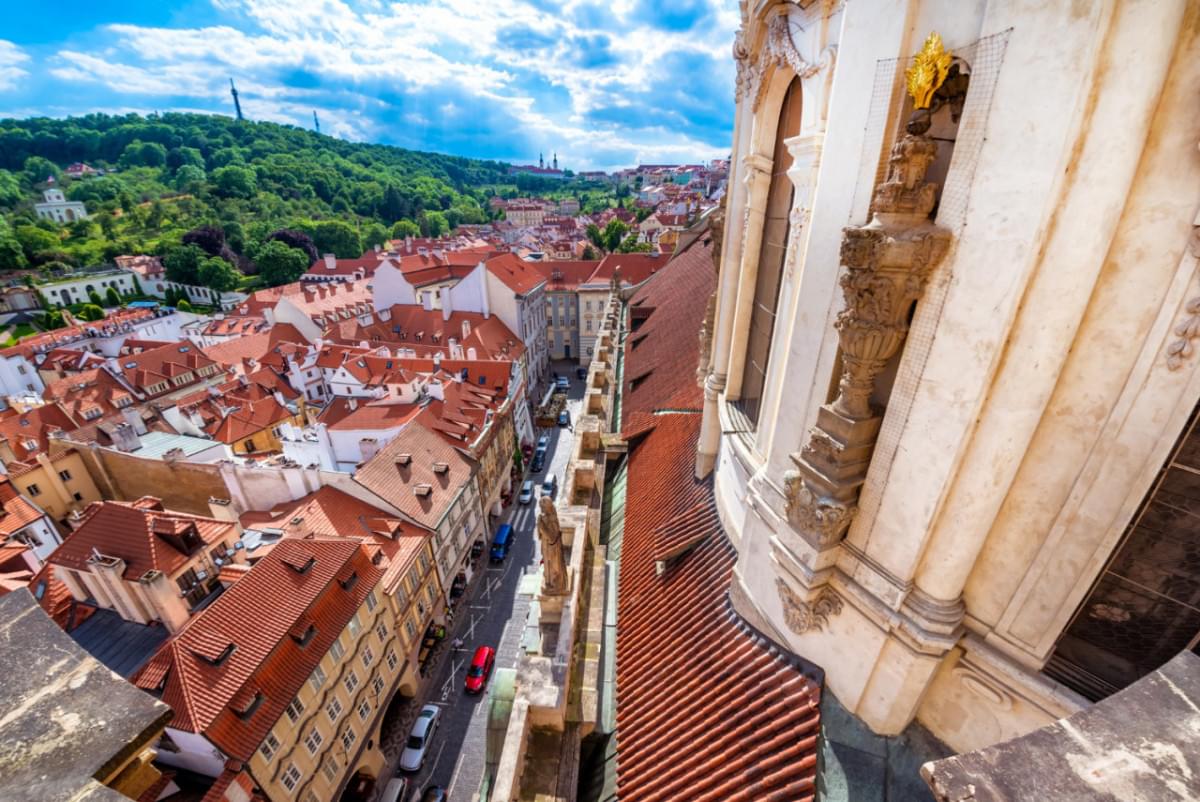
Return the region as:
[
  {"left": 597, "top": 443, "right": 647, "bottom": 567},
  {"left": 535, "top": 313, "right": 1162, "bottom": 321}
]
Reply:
[
  {"left": 558, "top": 409, "right": 570, "bottom": 427},
  {"left": 556, "top": 376, "right": 570, "bottom": 392}
]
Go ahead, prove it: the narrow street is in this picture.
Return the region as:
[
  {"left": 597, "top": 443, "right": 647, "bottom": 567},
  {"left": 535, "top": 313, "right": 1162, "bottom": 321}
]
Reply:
[{"left": 383, "top": 361, "right": 583, "bottom": 802}]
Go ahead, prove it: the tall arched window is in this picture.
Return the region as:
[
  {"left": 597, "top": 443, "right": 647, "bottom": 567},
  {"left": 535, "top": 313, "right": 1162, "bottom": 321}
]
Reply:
[{"left": 741, "top": 77, "right": 802, "bottom": 427}]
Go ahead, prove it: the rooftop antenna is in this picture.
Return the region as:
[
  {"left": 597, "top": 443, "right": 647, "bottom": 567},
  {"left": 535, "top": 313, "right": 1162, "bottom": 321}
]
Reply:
[
  {"left": 313, "top": 110, "right": 321, "bottom": 134},
  {"left": 229, "top": 78, "right": 244, "bottom": 121}
]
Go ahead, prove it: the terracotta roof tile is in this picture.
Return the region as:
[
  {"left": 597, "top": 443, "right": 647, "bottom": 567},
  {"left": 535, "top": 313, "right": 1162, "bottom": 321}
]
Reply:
[{"left": 485, "top": 252, "right": 548, "bottom": 295}]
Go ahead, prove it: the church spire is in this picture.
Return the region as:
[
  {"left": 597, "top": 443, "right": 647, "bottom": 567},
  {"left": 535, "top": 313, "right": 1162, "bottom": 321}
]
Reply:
[
  {"left": 553, "top": 152, "right": 558, "bottom": 170},
  {"left": 539, "top": 152, "right": 544, "bottom": 169}
]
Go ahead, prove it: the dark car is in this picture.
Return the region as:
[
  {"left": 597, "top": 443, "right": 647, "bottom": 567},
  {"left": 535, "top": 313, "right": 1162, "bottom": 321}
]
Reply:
[
  {"left": 558, "top": 409, "right": 570, "bottom": 427},
  {"left": 421, "top": 788, "right": 448, "bottom": 802},
  {"left": 556, "top": 376, "right": 570, "bottom": 392},
  {"left": 576, "top": 367, "right": 587, "bottom": 380},
  {"left": 531, "top": 447, "right": 546, "bottom": 472},
  {"left": 464, "top": 645, "right": 496, "bottom": 694}
]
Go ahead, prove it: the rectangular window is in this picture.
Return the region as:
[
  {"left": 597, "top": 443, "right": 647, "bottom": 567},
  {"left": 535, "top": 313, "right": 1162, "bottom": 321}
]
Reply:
[
  {"left": 375, "top": 620, "right": 387, "bottom": 640},
  {"left": 386, "top": 648, "right": 399, "bottom": 671},
  {"left": 347, "top": 614, "right": 361, "bottom": 637},
  {"left": 330, "top": 638, "right": 345, "bottom": 662},
  {"left": 341, "top": 727, "right": 357, "bottom": 751},
  {"left": 321, "top": 758, "right": 339, "bottom": 783},
  {"left": 405, "top": 619, "right": 417, "bottom": 641},
  {"left": 281, "top": 763, "right": 302, "bottom": 792},
  {"left": 58, "top": 469, "right": 71, "bottom": 481},
  {"left": 357, "top": 699, "right": 371, "bottom": 721},
  {"left": 343, "top": 670, "right": 359, "bottom": 694},
  {"left": 361, "top": 646, "right": 374, "bottom": 668},
  {"left": 259, "top": 733, "right": 281, "bottom": 762},
  {"left": 26, "top": 484, "right": 40, "bottom": 497},
  {"left": 304, "top": 727, "right": 324, "bottom": 755},
  {"left": 365, "top": 590, "right": 378, "bottom": 612},
  {"left": 325, "top": 697, "right": 343, "bottom": 723},
  {"left": 372, "top": 675, "right": 385, "bottom": 696},
  {"left": 284, "top": 697, "right": 305, "bottom": 723},
  {"left": 309, "top": 665, "right": 327, "bottom": 691}
]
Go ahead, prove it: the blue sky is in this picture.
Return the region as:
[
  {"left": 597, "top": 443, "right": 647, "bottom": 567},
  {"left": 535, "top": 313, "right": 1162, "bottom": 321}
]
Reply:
[{"left": 0, "top": 0, "right": 739, "bottom": 171}]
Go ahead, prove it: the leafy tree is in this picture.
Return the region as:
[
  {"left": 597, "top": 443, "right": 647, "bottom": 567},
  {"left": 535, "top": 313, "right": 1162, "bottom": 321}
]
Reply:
[
  {"left": 598, "top": 219, "right": 629, "bottom": 253},
  {"left": 14, "top": 225, "right": 60, "bottom": 261},
  {"left": 0, "top": 236, "right": 26, "bottom": 270},
  {"left": 176, "top": 299, "right": 193, "bottom": 312},
  {"left": 68, "top": 218, "right": 93, "bottom": 239},
  {"left": 421, "top": 210, "right": 448, "bottom": 238},
  {"left": 87, "top": 288, "right": 103, "bottom": 306},
  {"left": 308, "top": 220, "right": 361, "bottom": 259},
  {"left": 104, "top": 286, "right": 121, "bottom": 306},
  {"left": 391, "top": 219, "right": 420, "bottom": 239},
  {"left": 167, "top": 146, "right": 205, "bottom": 172},
  {"left": 618, "top": 234, "right": 653, "bottom": 253},
  {"left": 22, "top": 156, "right": 60, "bottom": 186},
  {"left": 362, "top": 222, "right": 390, "bottom": 251},
  {"left": 581, "top": 245, "right": 597, "bottom": 260},
  {"left": 174, "top": 164, "right": 206, "bottom": 193},
  {"left": 77, "top": 303, "right": 105, "bottom": 322},
  {"left": 211, "top": 165, "right": 257, "bottom": 199},
  {"left": 267, "top": 229, "right": 318, "bottom": 263},
  {"left": 255, "top": 240, "right": 309, "bottom": 287},
  {"left": 118, "top": 140, "right": 167, "bottom": 169},
  {"left": 0, "top": 170, "right": 21, "bottom": 208},
  {"left": 198, "top": 256, "right": 240, "bottom": 292},
  {"left": 43, "top": 309, "right": 66, "bottom": 329},
  {"left": 161, "top": 243, "right": 207, "bottom": 285},
  {"left": 95, "top": 211, "right": 116, "bottom": 239}
]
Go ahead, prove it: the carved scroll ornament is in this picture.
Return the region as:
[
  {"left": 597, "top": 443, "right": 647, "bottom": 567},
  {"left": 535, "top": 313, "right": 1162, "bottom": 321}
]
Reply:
[
  {"left": 777, "top": 578, "right": 843, "bottom": 634},
  {"left": 734, "top": 12, "right": 823, "bottom": 109}
]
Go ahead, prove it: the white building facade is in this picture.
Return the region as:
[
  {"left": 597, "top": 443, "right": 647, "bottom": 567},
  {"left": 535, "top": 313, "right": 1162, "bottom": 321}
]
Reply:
[
  {"left": 695, "top": 0, "right": 1200, "bottom": 759},
  {"left": 34, "top": 188, "right": 88, "bottom": 224}
]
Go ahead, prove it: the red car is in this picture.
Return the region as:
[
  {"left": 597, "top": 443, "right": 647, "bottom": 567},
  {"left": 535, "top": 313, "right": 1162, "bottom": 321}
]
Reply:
[{"left": 464, "top": 646, "right": 495, "bottom": 694}]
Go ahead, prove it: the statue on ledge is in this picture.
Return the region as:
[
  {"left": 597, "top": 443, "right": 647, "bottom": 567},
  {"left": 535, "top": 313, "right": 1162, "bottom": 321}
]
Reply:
[{"left": 537, "top": 496, "right": 567, "bottom": 595}]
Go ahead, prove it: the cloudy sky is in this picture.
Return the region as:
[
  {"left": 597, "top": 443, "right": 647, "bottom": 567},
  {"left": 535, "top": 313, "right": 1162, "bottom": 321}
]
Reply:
[{"left": 0, "top": 0, "right": 740, "bottom": 170}]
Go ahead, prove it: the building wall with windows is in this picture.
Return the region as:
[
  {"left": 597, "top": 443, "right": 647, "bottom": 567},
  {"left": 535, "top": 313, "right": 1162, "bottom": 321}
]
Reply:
[
  {"left": 245, "top": 584, "right": 408, "bottom": 802},
  {"left": 695, "top": 0, "right": 1200, "bottom": 757},
  {"left": 12, "top": 449, "right": 103, "bottom": 522}
]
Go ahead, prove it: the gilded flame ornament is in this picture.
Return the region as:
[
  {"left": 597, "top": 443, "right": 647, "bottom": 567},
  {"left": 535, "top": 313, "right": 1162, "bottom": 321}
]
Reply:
[{"left": 906, "top": 32, "right": 953, "bottom": 110}]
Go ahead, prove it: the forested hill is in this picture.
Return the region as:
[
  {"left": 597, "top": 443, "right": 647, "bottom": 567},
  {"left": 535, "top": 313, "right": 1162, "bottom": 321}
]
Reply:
[{"left": 0, "top": 112, "right": 542, "bottom": 272}]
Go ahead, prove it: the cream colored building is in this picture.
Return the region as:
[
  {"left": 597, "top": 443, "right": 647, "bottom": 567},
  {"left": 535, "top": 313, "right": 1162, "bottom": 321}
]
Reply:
[{"left": 696, "top": 0, "right": 1200, "bottom": 759}]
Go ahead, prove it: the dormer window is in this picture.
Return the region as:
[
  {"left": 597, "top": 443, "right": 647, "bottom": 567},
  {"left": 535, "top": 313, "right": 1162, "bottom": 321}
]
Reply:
[
  {"left": 340, "top": 571, "right": 359, "bottom": 591},
  {"left": 283, "top": 554, "right": 317, "bottom": 574},
  {"left": 395, "top": 453, "right": 412, "bottom": 466},
  {"left": 235, "top": 690, "right": 265, "bottom": 719},
  {"left": 433, "top": 462, "right": 449, "bottom": 474},
  {"left": 414, "top": 483, "right": 432, "bottom": 497}
]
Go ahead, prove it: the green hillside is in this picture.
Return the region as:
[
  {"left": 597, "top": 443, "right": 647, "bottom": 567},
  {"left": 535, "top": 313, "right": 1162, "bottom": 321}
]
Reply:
[{"left": 0, "top": 112, "right": 556, "bottom": 277}]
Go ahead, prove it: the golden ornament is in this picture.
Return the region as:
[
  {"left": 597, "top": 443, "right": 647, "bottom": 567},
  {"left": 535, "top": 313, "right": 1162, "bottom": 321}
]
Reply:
[{"left": 906, "top": 32, "right": 953, "bottom": 110}]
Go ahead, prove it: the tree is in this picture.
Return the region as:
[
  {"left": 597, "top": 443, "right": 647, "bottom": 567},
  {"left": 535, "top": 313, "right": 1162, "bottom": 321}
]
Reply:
[
  {"left": 421, "top": 210, "right": 448, "bottom": 238},
  {"left": 167, "top": 146, "right": 204, "bottom": 172},
  {"left": 618, "top": 233, "right": 653, "bottom": 253},
  {"left": 309, "top": 220, "right": 361, "bottom": 259},
  {"left": 118, "top": 140, "right": 167, "bottom": 169},
  {"left": 391, "top": 219, "right": 420, "bottom": 239},
  {"left": 585, "top": 223, "right": 604, "bottom": 252},
  {"left": 0, "top": 170, "right": 21, "bottom": 208},
  {"left": 582, "top": 245, "right": 597, "bottom": 260},
  {"left": 43, "top": 309, "right": 66, "bottom": 329},
  {"left": 104, "top": 286, "right": 121, "bottom": 306},
  {"left": 255, "top": 240, "right": 310, "bottom": 287},
  {"left": 174, "top": 164, "right": 206, "bottom": 193},
  {"left": 182, "top": 225, "right": 226, "bottom": 257},
  {"left": 362, "top": 222, "right": 390, "bottom": 251},
  {"left": 176, "top": 299, "right": 193, "bottom": 312},
  {"left": 161, "top": 243, "right": 207, "bottom": 285},
  {"left": 95, "top": 211, "right": 117, "bottom": 239},
  {"left": 77, "top": 303, "right": 105, "bottom": 322},
  {"left": 601, "top": 219, "right": 629, "bottom": 252},
  {"left": 22, "top": 156, "right": 60, "bottom": 186},
  {"left": 0, "top": 236, "right": 26, "bottom": 270},
  {"left": 87, "top": 288, "right": 103, "bottom": 306},
  {"left": 266, "top": 229, "right": 318, "bottom": 263},
  {"left": 198, "top": 256, "right": 240, "bottom": 292},
  {"left": 14, "top": 225, "right": 60, "bottom": 262},
  {"left": 211, "top": 165, "right": 257, "bottom": 199}
]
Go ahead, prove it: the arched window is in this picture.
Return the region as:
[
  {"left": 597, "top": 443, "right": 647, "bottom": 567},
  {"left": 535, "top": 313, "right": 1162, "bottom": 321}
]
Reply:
[{"left": 741, "top": 76, "right": 802, "bottom": 427}]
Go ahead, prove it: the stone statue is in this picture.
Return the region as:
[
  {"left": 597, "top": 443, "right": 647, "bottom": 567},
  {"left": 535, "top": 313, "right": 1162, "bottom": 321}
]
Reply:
[{"left": 537, "top": 496, "right": 567, "bottom": 595}]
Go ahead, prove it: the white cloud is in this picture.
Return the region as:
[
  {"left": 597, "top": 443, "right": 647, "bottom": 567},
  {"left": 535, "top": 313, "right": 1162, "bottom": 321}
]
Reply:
[{"left": 0, "top": 40, "right": 31, "bottom": 91}]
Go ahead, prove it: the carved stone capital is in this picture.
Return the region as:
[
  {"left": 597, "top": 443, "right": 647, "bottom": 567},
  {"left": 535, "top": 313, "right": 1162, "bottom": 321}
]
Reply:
[
  {"left": 783, "top": 471, "right": 857, "bottom": 548},
  {"left": 777, "top": 578, "right": 843, "bottom": 635}
]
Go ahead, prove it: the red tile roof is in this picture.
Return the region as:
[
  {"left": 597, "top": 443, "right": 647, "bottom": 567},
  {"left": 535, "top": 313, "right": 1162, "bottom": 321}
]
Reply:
[
  {"left": 115, "top": 341, "right": 221, "bottom": 398},
  {"left": 615, "top": 227, "right": 821, "bottom": 802},
  {"left": 534, "top": 260, "right": 601, "bottom": 292},
  {"left": 0, "top": 402, "right": 79, "bottom": 461},
  {"left": 587, "top": 252, "right": 672, "bottom": 289},
  {"left": 317, "top": 397, "right": 422, "bottom": 432},
  {"left": 331, "top": 306, "right": 524, "bottom": 363},
  {"left": 205, "top": 396, "right": 293, "bottom": 446},
  {"left": 0, "top": 477, "right": 49, "bottom": 537},
  {"left": 42, "top": 368, "right": 134, "bottom": 422},
  {"left": 620, "top": 235, "right": 714, "bottom": 425},
  {"left": 354, "top": 421, "right": 476, "bottom": 530},
  {"left": 485, "top": 252, "right": 548, "bottom": 295},
  {"left": 133, "top": 538, "right": 381, "bottom": 760},
  {"left": 0, "top": 308, "right": 160, "bottom": 360},
  {"left": 303, "top": 254, "right": 382, "bottom": 279},
  {"left": 49, "top": 499, "right": 237, "bottom": 581}
]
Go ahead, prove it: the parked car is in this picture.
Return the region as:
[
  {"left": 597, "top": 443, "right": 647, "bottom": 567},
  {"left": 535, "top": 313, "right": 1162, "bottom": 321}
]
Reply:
[
  {"left": 537, "top": 434, "right": 551, "bottom": 450},
  {"left": 380, "top": 773, "right": 408, "bottom": 802},
  {"left": 531, "top": 449, "right": 546, "bottom": 472},
  {"left": 558, "top": 409, "right": 570, "bottom": 427},
  {"left": 420, "top": 788, "right": 448, "bottom": 802},
  {"left": 576, "top": 367, "right": 587, "bottom": 380},
  {"left": 399, "top": 705, "right": 441, "bottom": 772},
  {"left": 490, "top": 524, "right": 513, "bottom": 563},
  {"left": 518, "top": 480, "right": 535, "bottom": 504},
  {"left": 464, "top": 645, "right": 496, "bottom": 694},
  {"left": 541, "top": 474, "right": 557, "bottom": 497},
  {"left": 556, "top": 376, "right": 570, "bottom": 392}
]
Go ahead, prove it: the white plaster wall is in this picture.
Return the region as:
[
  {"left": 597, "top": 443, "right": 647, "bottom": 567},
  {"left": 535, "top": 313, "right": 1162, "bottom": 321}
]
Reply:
[
  {"left": 370, "top": 261, "right": 418, "bottom": 311},
  {"left": 153, "top": 729, "right": 227, "bottom": 778}
]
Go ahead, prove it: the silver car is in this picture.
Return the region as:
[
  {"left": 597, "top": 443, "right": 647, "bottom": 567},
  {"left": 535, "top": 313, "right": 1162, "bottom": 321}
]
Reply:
[{"left": 399, "top": 705, "right": 441, "bottom": 772}]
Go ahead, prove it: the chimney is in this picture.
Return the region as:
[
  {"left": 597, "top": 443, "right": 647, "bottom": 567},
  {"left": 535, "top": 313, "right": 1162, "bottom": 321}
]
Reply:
[
  {"left": 110, "top": 422, "right": 141, "bottom": 452},
  {"left": 421, "top": 292, "right": 433, "bottom": 312},
  {"left": 441, "top": 285, "right": 452, "bottom": 322},
  {"left": 324, "top": 253, "right": 336, "bottom": 270},
  {"left": 461, "top": 320, "right": 471, "bottom": 340},
  {"left": 348, "top": 398, "right": 358, "bottom": 411}
]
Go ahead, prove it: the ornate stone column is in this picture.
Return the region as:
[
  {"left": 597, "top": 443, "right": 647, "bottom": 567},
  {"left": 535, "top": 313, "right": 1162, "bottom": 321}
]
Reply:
[
  {"left": 783, "top": 132, "right": 951, "bottom": 553},
  {"left": 722, "top": 152, "right": 774, "bottom": 402}
]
